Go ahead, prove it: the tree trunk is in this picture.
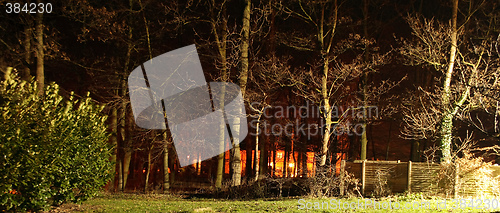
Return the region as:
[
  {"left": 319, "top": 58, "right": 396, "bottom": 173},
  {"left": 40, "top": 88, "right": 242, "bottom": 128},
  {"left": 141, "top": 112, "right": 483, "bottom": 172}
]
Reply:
[
  {"left": 360, "top": 0, "right": 369, "bottom": 161},
  {"left": 301, "top": 138, "right": 308, "bottom": 177},
  {"left": 216, "top": 148, "right": 224, "bottom": 188},
  {"left": 285, "top": 138, "right": 292, "bottom": 177},
  {"left": 253, "top": 114, "right": 261, "bottom": 181},
  {"left": 439, "top": 0, "right": 458, "bottom": 163},
  {"left": 318, "top": 0, "right": 337, "bottom": 167},
  {"left": 121, "top": 105, "right": 133, "bottom": 191},
  {"left": 240, "top": 0, "right": 250, "bottom": 97},
  {"left": 118, "top": 156, "right": 123, "bottom": 191},
  {"left": 121, "top": 0, "right": 134, "bottom": 190},
  {"left": 35, "top": 3, "right": 44, "bottom": 97},
  {"left": 212, "top": 0, "right": 229, "bottom": 188},
  {"left": 163, "top": 131, "right": 170, "bottom": 193},
  {"left": 122, "top": 147, "right": 132, "bottom": 191},
  {"left": 272, "top": 140, "right": 276, "bottom": 177},
  {"left": 411, "top": 140, "right": 420, "bottom": 161},
  {"left": 229, "top": 0, "right": 251, "bottom": 186},
  {"left": 144, "top": 146, "right": 152, "bottom": 193},
  {"left": 23, "top": 21, "right": 32, "bottom": 81},
  {"left": 110, "top": 108, "right": 118, "bottom": 192},
  {"left": 385, "top": 120, "right": 392, "bottom": 160}
]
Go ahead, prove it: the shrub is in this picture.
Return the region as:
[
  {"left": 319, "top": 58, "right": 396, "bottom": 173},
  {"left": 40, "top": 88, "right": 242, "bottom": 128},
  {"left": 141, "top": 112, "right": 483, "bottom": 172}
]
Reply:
[
  {"left": 0, "top": 73, "right": 112, "bottom": 211},
  {"left": 306, "top": 166, "right": 361, "bottom": 198}
]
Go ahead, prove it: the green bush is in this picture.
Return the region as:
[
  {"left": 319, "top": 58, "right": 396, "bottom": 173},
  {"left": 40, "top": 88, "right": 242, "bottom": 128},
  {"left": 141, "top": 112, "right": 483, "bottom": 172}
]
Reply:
[{"left": 0, "top": 73, "right": 112, "bottom": 212}]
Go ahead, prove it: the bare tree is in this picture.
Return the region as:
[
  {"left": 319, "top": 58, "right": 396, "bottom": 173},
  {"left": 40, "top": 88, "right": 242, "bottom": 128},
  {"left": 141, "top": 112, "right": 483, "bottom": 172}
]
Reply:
[
  {"left": 247, "top": 55, "right": 292, "bottom": 180},
  {"left": 400, "top": 1, "right": 500, "bottom": 162},
  {"left": 281, "top": 0, "right": 338, "bottom": 167},
  {"left": 281, "top": 0, "right": 396, "bottom": 168}
]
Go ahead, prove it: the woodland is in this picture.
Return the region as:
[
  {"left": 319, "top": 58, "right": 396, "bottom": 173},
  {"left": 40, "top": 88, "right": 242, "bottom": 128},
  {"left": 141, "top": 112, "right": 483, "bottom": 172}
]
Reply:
[{"left": 1, "top": 0, "right": 500, "bottom": 211}]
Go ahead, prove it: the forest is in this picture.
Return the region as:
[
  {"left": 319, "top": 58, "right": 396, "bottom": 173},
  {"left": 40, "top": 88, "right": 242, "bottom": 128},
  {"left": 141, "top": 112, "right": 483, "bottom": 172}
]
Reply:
[{"left": 1, "top": 0, "right": 500, "bottom": 211}]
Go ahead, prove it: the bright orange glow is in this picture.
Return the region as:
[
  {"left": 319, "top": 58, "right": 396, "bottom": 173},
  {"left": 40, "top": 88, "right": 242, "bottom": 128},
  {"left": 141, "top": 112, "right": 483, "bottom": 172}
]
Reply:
[
  {"left": 240, "top": 150, "right": 316, "bottom": 177},
  {"left": 336, "top": 153, "right": 345, "bottom": 174},
  {"left": 224, "top": 150, "right": 230, "bottom": 174}
]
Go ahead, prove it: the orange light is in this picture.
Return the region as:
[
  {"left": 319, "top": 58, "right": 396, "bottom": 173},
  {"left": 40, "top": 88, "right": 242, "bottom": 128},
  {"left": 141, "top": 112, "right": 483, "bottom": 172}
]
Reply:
[{"left": 289, "top": 163, "right": 294, "bottom": 168}]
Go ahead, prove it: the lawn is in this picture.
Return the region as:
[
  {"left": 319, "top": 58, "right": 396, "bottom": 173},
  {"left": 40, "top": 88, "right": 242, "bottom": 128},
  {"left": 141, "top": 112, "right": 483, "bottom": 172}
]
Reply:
[{"left": 49, "top": 193, "right": 500, "bottom": 212}]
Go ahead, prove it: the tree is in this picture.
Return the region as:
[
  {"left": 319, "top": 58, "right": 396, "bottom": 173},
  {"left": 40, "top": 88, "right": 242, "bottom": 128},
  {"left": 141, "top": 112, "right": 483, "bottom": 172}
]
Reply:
[
  {"left": 280, "top": 0, "right": 339, "bottom": 167},
  {"left": 400, "top": 0, "right": 500, "bottom": 162},
  {"left": 247, "top": 55, "right": 292, "bottom": 180},
  {"left": 282, "top": 0, "right": 392, "bottom": 168},
  {"left": 205, "top": 0, "right": 231, "bottom": 188},
  {"left": 439, "top": 0, "right": 459, "bottom": 163}
]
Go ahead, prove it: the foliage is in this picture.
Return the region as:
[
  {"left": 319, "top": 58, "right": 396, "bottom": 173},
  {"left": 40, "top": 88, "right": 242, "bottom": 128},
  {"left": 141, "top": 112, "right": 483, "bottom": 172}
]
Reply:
[
  {"left": 0, "top": 73, "right": 112, "bottom": 211},
  {"left": 372, "top": 166, "right": 393, "bottom": 198},
  {"left": 307, "top": 167, "right": 361, "bottom": 198}
]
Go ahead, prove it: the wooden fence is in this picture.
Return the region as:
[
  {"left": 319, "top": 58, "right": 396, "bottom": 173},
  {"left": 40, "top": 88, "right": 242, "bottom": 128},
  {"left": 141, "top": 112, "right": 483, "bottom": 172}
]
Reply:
[{"left": 340, "top": 160, "right": 500, "bottom": 198}]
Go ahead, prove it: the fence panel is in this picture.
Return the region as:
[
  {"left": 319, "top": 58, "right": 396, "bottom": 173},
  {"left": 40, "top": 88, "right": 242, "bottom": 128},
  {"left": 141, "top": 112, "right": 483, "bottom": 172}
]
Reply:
[{"left": 341, "top": 160, "right": 500, "bottom": 198}]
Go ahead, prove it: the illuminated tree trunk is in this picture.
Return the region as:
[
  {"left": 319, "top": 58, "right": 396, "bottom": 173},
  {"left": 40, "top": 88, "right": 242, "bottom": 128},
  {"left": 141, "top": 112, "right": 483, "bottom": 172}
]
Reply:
[
  {"left": 253, "top": 113, "right": 262, "bottom": 181},
  {"left": 118, "top": 156, "right": 123, "bottom": 191},
  {"left": 35, "top": 1, "right": 44, "bottom": 97},
  {"left": 439, "top": 0, "right": 458, "bottom": 163},
  {"left": 110, "top": 107, "right": 118, "bottom": 191},
  {"left": 241, "top": 0, "right": 252, "bottom": 181},
  {"left": 122, "top": 145, "right": 132, "bottom": 191},
  {"left": 318, "top": 1, "right": 337, "bottom": 166},
  {"left": 144, "top": 145, "right": 152, "bottom": 193},
  {"left": 360, "top": 0, "right": 369, "bottom": 160}
]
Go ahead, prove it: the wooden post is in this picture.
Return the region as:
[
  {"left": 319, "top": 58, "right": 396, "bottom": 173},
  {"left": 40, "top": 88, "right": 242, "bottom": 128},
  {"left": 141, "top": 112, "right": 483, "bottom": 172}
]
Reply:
[
  {"left": 361, "top": 160, "right": 366, "bottom": 196},
  {"left": 407, "top": 161, "right": 412, "bottom": 194},
  {"left": 340, "top": 160, "right": 345, "bottom": 196}
]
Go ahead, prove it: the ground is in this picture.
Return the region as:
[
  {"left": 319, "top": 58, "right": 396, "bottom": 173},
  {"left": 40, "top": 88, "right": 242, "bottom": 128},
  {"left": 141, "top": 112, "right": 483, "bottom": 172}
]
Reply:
[{"left": 44, "top": 193, "right": 500, "bottom": 212}]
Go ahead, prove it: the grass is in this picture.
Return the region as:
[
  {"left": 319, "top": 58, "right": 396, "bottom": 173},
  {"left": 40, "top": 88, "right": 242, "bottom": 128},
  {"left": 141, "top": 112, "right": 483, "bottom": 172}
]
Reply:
[{"left": 50, "top": 193, "right": 500, "bottom": 212}]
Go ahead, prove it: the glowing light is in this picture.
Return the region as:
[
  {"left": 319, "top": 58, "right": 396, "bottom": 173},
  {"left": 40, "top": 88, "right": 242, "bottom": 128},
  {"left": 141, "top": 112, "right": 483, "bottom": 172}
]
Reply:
[{"left": 289, "top": 163, "right": 294, "bottom": 168}]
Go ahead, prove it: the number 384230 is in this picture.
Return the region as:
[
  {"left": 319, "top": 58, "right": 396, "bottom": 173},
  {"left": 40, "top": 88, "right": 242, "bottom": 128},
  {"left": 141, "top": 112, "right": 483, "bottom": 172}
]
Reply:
[{"left": 5, "top": 3, "right": 52, "bottom": 14}]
